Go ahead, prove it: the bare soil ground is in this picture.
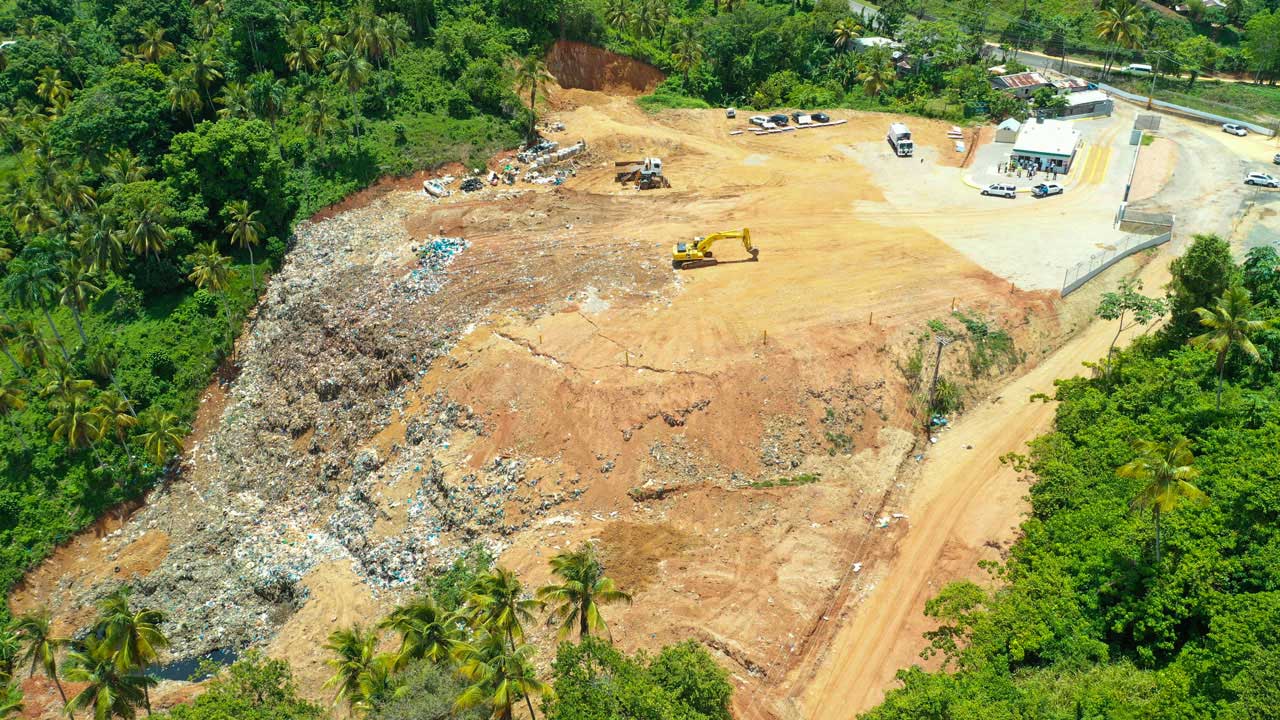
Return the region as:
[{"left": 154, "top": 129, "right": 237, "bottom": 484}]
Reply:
[
  {"left": 13, "top": 52, "right": 1122, "bottom": 719},
  {"left": 1128, "top": 136, "right": 1176, "bottom": 203}
]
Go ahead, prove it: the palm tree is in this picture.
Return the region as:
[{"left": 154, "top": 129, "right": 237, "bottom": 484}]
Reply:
[
  {"left": 77, "top": 211, "right": 126, "bottom": 275},
  {"left": 323, "top": 624, "right": 378, "bottom": 711},
  {"left": 11, "top": 189, "right": 56, "bottom": 235},
  {"left": 35, "top": 68, "right": 73, "bottom": 114},
  {"left": 455, "top": 633, "right": 553, "bottom": 720},
  {"left": 42, "top": 362, "right": 95, "bottom": 405},
  {"left": 537, "top": 544, "right": 631, "bottom": 641},
  {"left": 301, "top": 91, "right": 337, "bottom": 145},
  {"left": 247, "top": 73, "right": 286, "bottom": 128},
  {"left": 166, "top": 68, "right": 203, "bottom": 126},
  {"left": 1095, "top": 0, "right": 1145, "bottom": 76},
  {"left": 833, "top": 19, "right": 861, "bottom": 52},
  {"left": 634, "top": 0, "right": 659, "bottom": 38},
  {"left": 604, "top": 0, "right": 632, "bottom": 31},
  {"left": 858, "top": 46, "right": 896, "bottom": 98},
  {"left": 1118, "top": 436, "right": 1207, "bottom": 565},
  {"left": 185, "top": 46, "right": 223, "bottom": 108},
  {"left": 124, "top": 198, "right": 170, "bottom": 261},
  {"left": 193, "top": 3, "right": 220, "bottom": 40},
  {"left": 65, "top": 636, "right": 152, "bottom": 720},
  {"left": 3, "top": 255, "right": 70, "bottom": 362},
  {"left": 95, "top": 589, "right": 168, "bottom": 716},
  {"left": 1190, "top": 286, "right": 1270, "bottom": 411},
  {"left": 95, "top": 390, "right": 139, "bottom": 464},
  {"left": 135, "top": 408, "right": 186, "bottom": 469},
  {"left": 467, "top": 567, "right": 543, "bottom": 650},
  {"left": 514, "top": 54, "right": 552, "bottom": 143},
  {"left": 327, "top": 49, "right": 371, "bottom": 143},
  {"left": 54, "top": 173, "right": 96, "bottom": 215},
  {"left": 671, "top": 24, "right": 703, "bottom": 89},
  {"left": 11, "top": 608, "right": 73, "bottom": 719},
  {"left": 59, "top": 261, "right": 101, "bottom": 347},
  {"left": 379, "top": 595, "right": 461, "bottom": 670},
  {"left": 186, "top": 242, "right": 234, "bottom": 345},
  {"left": 215, "top": 81, "right": 254, "bottom": 120},
  {"left": 284, "top": 23, "right": 320, "bottom": 74},
  {"left": 223, "top": 200, "right": 264, "bottom": 293},
  {"left": 48, "top": 394, "right": 102, "bottom": 455},
  {"left": 100, "top": 149, "right": 148, "bottom": 187},
  {"left": 0, "top": 376, "right": 29, "bottom": 450},
  {"left": 8, "top": 319, "right": 49, "bottom": 369},
  {"left": 384, "top": 15, "right": 410, "bottom": 59},
  {"left": 134, "top": 21, "right": 176, "bottom": 64}
]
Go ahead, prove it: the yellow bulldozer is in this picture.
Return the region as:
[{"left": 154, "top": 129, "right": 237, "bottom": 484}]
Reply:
[{"left": 671, "top": 228, "right": 759, "bottom": 269}]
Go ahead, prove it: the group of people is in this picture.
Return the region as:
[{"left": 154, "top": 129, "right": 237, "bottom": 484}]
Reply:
[{"left": 999, "top": 159, "right": 1059, "bottom": 181}]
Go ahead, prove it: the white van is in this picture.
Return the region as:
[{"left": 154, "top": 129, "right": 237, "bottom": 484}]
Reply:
[{"left": 1125, "top": 63, "right": 1152, "bottom": 74}]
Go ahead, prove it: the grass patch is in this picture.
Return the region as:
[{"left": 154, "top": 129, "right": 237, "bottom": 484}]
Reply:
[
  {"left": 749, "top": 473, "right": 822, "bottom": 489},
  {"left": 1141, "top": 133, "right": 1156, "bottom": 146},
  {"left": 1111, "top": 76, "right": 1280, "bottom": 125},
  {"left": 637, "top": 85, "right": 712, "bottom": 113}
]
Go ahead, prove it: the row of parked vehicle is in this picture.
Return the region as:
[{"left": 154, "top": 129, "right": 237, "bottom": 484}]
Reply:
[
  {"left": 730, "top": 109, "right": 831, "bottom": 130},
  {"left": 981, "top": 182, "right": 1064, "bottom": 199}
]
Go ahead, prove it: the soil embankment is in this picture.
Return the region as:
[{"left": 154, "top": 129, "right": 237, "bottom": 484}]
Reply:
[{"left": 545, "top": 40, "right": 664, "bottom": 95}]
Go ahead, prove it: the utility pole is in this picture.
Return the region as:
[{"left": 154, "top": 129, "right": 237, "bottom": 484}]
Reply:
[{"left": 926, "top": 332, "right": 955, "bottom": 428}]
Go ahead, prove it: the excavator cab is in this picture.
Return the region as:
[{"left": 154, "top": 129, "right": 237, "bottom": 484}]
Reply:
[{"left": 672, "top": 228, "right": 758, "bottom": 269}]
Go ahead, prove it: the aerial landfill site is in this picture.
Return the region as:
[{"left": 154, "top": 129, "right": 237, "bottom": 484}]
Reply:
[{"left": 18, "top": 40, "right": 1252, "bottom": 720}]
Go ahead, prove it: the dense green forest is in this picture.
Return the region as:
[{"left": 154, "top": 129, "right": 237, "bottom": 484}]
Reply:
[
  {"left": 865, "top": 237, "right": 1280, "bottom": 719},
  {"left": 0, "top": 0, "right": 548, "bottom": 633}
]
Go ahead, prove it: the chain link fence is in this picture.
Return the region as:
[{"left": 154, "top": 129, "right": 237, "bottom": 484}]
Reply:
[{"left": 1062, "top": 208, "right": 1174, "bottom": 296}]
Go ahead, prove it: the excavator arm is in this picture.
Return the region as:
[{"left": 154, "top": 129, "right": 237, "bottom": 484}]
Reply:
[{"left": 672, "top": 228, "right": 759, "bottom": 269}]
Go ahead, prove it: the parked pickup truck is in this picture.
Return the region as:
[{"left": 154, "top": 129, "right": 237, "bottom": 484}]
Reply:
[{"left": 1032, "top": 182, "right": 1064, "bottom": 198}]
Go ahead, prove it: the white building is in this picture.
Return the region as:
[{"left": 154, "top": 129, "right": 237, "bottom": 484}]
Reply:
[
  {"left": 995, "top": 118, "right": 1022, "bottom": 143},
  {"left": 1060, "top": 89, "right": 1113, "bottom": 118},
  {"left": 1011, "top": 117, "right": 1082, "bottom": 173},
  {"left": 854, "top": 36, "right": 903, "bottom": 51}
]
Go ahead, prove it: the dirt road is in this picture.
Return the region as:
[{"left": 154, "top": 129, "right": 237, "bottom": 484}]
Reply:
[{"left": 790, "top": 252, "right": 1167, "bottom": 716}]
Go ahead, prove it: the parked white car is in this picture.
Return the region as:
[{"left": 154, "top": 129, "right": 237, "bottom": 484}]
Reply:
[
  {"left": 1246, "top": 172, "right": 1279, "bottom": 188},
  {"left": 725, "top": 107, "right": 736, "bottom": 118},
  {"left": 981, "top": 183, "right": 1018, "bottom": 199},
  {"left": 1223, "top": 123, "right": 1249, "bottom": 137},
  {"left": 1032, "top": 182, "right": 1064, "bottom": 198},
  {"left": 749, "top": 115, "right": 768, "bottom": 127}
]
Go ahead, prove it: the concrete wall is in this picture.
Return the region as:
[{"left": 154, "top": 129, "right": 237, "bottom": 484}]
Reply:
[{"left": 1061, "top": 231, "right": 1172, "bottom": 296}]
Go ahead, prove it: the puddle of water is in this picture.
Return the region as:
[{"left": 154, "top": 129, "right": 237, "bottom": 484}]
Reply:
[{"left": 150, "top": 648, "right": 239, "bottom": 682}]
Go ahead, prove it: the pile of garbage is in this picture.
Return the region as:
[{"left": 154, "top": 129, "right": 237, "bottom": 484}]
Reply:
[
  {"left": 517, "top": 139, "right": 560, "bottom": 164},
  {"left": 391, "top": 236, "right": 469, "bottom": 298},
  {"left": 60, "top": 191, "right": 575, "bottom": 662}
]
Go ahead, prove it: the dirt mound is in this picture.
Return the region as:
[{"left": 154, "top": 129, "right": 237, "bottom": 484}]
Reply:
[{"left": 546, "top": 41, "right": 665, "bottom": 95}]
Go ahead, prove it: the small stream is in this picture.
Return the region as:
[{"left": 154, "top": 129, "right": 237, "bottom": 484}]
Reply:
[{"left": 149, "top": 648, "right": 239, "bottom": 682}]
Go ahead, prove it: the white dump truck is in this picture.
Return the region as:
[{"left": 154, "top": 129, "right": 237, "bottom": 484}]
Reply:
[{"left": 887, "top": 123, "right": 914, "bottom": 157}]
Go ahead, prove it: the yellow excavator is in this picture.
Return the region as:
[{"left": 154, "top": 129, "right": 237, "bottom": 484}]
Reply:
[{"left": 671, "top": 228, "right": 759, "bottom": 269}]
